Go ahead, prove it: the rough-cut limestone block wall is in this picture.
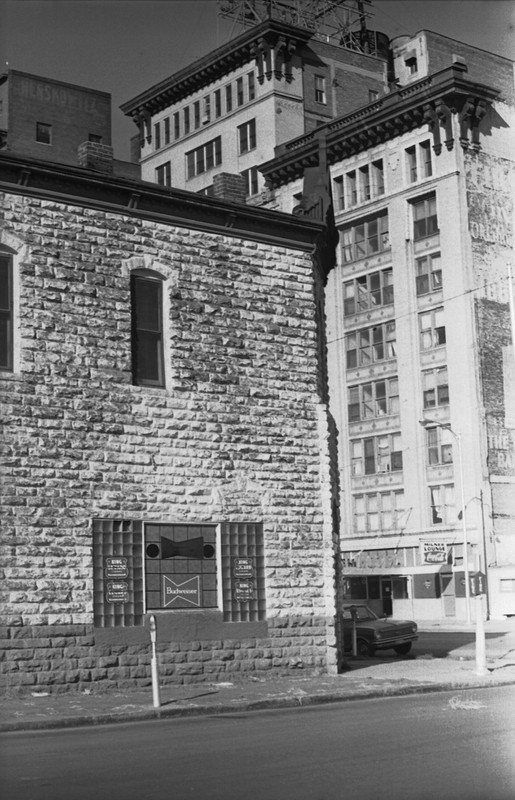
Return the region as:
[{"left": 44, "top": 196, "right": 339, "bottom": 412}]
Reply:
[{"left": 0, "top": 192, "right": 338, "bottom": 691}]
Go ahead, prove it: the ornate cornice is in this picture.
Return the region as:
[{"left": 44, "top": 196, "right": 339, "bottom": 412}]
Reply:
[
  {"left": 120, "top": 19, "right": 312, "bottom": 123},
  {"left": 261, "top": 63, "right": 500, "bottom": 188},
  {"left": 0, "top": 152, "right": 324, "bottom": 251}
]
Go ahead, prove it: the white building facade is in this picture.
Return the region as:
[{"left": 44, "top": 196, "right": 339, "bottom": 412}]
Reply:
[{"left": 261, "top": 31, "right": 515, "bottom": 620}]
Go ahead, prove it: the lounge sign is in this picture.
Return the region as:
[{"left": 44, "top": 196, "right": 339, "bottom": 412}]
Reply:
[{"left": 420, "top": 541, "right": 448, "bottom": 564}]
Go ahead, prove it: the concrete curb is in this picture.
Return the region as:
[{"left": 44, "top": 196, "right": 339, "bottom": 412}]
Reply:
[{"left": 3, "top": 674, "right": 515, "bottom": 733}]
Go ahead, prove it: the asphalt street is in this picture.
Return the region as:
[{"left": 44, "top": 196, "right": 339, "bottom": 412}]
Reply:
[{"left": 2, "top": 685, "right": 514, "bottom": 800}]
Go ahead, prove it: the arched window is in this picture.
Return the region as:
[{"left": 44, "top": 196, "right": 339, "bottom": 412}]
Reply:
[
  {"left": 130, "top": 271, "right": 165, "bottom": 387},
  {"left": 0, "top": 248, "right": 14, "bottom": 371}
]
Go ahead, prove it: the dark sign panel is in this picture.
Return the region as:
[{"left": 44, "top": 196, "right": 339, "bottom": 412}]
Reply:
[
  {"left": 104, "top": 556, "right": 129, "bottom": 579},
  {"left": 234, "top": 579, "right": 255, "bottom": 602},
  {"left": 106, "top": 581, "right": 130, "bottom": 604},
  {"left": 233, "top": 557, "right": 255, "bottom": 578}
]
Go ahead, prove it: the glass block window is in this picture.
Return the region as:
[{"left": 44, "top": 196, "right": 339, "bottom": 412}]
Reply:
[
  {"left": 93, "top": 519, "right": 144, "bottom": 627},
  {"left": 221, "top": 522, "right": 266, "bottom": 622}
]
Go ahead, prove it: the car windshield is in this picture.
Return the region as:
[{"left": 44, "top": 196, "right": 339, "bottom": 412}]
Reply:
[{"left": 345, "top": 605, "right": 378, "bottom": 621}]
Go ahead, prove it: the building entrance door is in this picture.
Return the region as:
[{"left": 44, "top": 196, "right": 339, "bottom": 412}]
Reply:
[
  {"left": 381, "top": 578, "right": 393, "bottom": 616},
  {"left": 440, "top": 571, "right": 456, "bottom": 617}
]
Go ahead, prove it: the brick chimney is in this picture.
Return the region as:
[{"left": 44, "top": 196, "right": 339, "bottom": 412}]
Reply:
[
  {"left": 78, "top": 141, "right": 114, "bottom": 174},
  {"left": 212, "top": 172, "right": 246, "bottom": 204}
]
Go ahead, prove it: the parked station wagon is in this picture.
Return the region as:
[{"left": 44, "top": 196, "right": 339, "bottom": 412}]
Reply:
[{"left": 341, "top": 604, "right": 418, "bottom": 657}]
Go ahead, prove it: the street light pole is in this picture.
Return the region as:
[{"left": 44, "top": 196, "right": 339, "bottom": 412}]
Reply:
[
  {"left": 419, "top": 419, "right": 471, "bottom": 623},
  {"left": 453, "top": 428, "right": 472, "bottom": 624}
]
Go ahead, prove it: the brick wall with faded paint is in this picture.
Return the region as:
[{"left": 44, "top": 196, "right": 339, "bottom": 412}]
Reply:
[
  {"left": 465, "top": 149, "right": 515, "bottom": 565},
  {"left": 0, "top": 191, "right": 338, "bottom": 692}
]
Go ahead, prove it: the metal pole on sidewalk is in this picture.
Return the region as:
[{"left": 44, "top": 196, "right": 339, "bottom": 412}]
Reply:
[
  {"left": 475, "top": 594, "right": 487, "bottom": 675},
  {"left": 149, "top": 614, "right": 161, "bottom": 708}
]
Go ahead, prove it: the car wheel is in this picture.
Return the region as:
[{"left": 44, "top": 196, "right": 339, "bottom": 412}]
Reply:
[
  {"left": 393, "top": 642, "right": 412, "bottom": 656},
  {"left": 357, "top": 639, "right": 375, "bottom": 657}
]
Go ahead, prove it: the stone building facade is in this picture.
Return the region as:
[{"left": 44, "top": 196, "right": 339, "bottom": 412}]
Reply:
[{"left": 0, "top": 151, "right": 340, "bottom": 692}]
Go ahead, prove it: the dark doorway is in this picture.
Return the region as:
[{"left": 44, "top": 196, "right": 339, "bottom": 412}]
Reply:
[{"left": 381, "top": 577, "right": 393, "bottom": 616}]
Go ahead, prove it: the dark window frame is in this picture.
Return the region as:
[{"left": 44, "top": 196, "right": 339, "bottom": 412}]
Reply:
[
  {"left": 36, "top": 122, "right": 52, "bottom": 145},
  {"left": 131, "top": 272, "right": 165, "bottom": 388},
  {"left": 0, "top": 250, "right": 13, "bottom": 371}
]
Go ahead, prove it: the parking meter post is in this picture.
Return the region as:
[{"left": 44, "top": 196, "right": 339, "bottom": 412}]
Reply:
[
  {"left": 149, "top": 614, "right": 161, "bottom": 708},
  {"left": 352, "top": 620, "right": 357, "bottom": 657},
  {"left": 475, "top": 594, "right": 487, "bottom": 676}
]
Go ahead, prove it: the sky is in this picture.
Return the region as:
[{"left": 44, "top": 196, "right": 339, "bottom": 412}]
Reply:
[{"left": 0, "top": 0, "right": 514, "bottom": 160}]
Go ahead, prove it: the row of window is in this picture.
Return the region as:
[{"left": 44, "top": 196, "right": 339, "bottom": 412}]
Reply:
[
  {"left": 343, "top": 250, "right": 441, "bottom": 320},
  {"left": 153, "top": 71, "right": 256, "bottom": 150},
  {"left": 350, "top": 429, "right": 452, "bottom": 478},
  {"left": 35, "top": 122, "right": 103, "bottom": 147},
  {"left": 353, "top": 490, "right": 405, "bottom": 532},
  {"left": 351, "top": 433, "right": 403, "bottom": 476},
  {"left": 352, "top": 482, "right": 454, "bottom": 532},
  {"left": 345, "top": 307, "right": 445, "bottom": 370},
  {"left": 333, "top": 159, "right": 385, "bottom": 211},
  {"left": 347, "top": 366, "right": 449, "bottom": 424},
  {"left": 345, "top": 321, "right": 396, "bottom": 369},
  {"left": 341, "top": 195, "right": 438, "bottom": 265},
  {"left": 333, "top": 143, "right": 431, "bottom": 215},
  {"left": 343, "top": 267, "right": 393, "bottom": 315}
]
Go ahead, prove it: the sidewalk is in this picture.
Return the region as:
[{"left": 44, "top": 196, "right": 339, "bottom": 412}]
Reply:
[{"left": 2, "top": 619, "right": 515, "bottom": 733}]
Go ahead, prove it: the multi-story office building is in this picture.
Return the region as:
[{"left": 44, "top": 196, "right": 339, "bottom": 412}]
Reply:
[
  {"left": 260, "top": 29, "right": 515, "bottom": 620},
  {"left": 120, "top": 11, "right": 388, "bottom": 199}
]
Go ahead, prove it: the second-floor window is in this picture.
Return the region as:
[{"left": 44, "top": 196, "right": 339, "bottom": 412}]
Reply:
[
  {"left": 131, "top": 273, "right": 165, "bottom": 388},
  {"left": 184, "top": 107, "right": 190, "bottom": 135},
  {"left": 416, "top": 252, "right": 442, "bottom": 295},
  {"left": 422, "top": 366, "right": 449, "bottom": 409},
  {"left": 419, "top": 307, "right": 446, "bottom": 350},
  {"left": 173, "top": 112, "right": 180, "bottom": 140},
  {"left": 413, "top": 194, "right": 438, "bottom": 240},
  {"left": 353, "top": 490, "right": 405, "bottom": 533},
  {"left": 238, "top": 119, "right": 256, "bottom": 154},
  {"left": 342, "top": 211, "right": 389, "bottom": 263},
  {"left": 346, "top": 321, "right": 396, "bottom": 369},
  {"left": 351, "top": 433, "right": 403, "bottom": 476},
  {"left": 343, "top": 268, "right": 393, "bottom": 315},
  {"left": 186, "top": 137, "right": 222, "bottom": 179},
  {"left": 163, "top": 118, "right": 170, "bottom": 145},
  {"left": 194, "top": 101, "right": 201, "bottom": 129},
  {"left": 348, "top": 377, "right": 399, "bottom": 422}
]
